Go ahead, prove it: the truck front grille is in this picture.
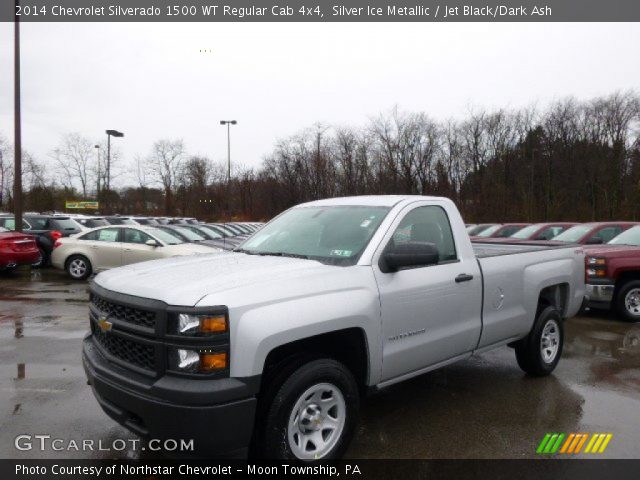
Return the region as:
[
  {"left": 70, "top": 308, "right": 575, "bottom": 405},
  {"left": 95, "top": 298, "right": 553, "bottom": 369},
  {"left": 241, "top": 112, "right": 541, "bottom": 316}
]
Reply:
[
  {"left": 90, "top": 292, "right": 156, "bottom": 329},
  {"left": 91, "top": 321, "right": 156, "bottom": 371}
]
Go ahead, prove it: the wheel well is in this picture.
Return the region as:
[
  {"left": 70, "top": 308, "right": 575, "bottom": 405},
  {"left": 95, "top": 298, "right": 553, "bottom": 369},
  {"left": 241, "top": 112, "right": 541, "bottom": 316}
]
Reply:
[
  {"left": 261, "top": 328, "right": 369, "bottom": 390},
  {"left": 613, "top": 271, "right": 640, "bottom": 298},
  {"left": 538, "top": 284, "right": 569, "bottom": 317}
]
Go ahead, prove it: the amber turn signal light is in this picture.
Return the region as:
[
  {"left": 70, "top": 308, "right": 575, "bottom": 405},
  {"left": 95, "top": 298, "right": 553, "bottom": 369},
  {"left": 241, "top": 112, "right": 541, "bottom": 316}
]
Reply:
[
  {"left": 200, "top": 315, "right": 227, "bottom": 333},
  {"left": 199, "top": 352, "right": 228, "bottom": 371}
]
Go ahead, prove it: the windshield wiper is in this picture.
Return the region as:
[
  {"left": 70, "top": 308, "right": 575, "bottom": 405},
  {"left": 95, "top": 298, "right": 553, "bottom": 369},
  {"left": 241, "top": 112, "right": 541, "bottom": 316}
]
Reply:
[
  {"left": 233, "top": 248, "right": 258, "bottom": 255},
  {"left": 256, "top": 252, "right": 311, "bottom": 260}
]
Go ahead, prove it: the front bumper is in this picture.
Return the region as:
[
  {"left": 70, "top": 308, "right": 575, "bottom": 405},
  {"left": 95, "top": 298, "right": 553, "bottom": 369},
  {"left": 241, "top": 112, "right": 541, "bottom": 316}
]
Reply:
[
  {"left": 83, "top": 335, "right": 259, "bottom": 457},
  {"left": 586, "top": 281, "right": 615, "bottom": 307}
]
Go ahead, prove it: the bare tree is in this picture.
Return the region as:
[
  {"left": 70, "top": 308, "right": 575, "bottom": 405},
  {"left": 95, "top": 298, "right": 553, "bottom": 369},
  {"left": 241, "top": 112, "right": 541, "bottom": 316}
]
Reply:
[
  {"left": 52, "top": 133, "right": 95, "bottom": 198},
  {"left": 145, "top": 139, "right": 186, "bottom": 214}
]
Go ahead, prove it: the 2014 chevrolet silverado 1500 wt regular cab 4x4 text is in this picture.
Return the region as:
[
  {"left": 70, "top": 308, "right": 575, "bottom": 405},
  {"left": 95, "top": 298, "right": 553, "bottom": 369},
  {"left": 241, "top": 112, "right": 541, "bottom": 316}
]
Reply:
[{"left": 82, "top": 195, "right": 586, "bottom": 460}]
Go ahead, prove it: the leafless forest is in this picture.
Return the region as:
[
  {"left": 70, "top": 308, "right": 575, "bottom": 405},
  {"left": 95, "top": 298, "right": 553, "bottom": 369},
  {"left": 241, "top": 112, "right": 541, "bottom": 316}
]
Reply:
[{"left": 1, "top": 91, "right": 639, "bottom": 221}]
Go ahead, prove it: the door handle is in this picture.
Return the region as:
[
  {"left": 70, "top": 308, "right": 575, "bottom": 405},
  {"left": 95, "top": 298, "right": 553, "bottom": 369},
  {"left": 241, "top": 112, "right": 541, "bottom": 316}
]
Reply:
[{"left": 455, "top": 273, "right": 474, "bottom": 283}]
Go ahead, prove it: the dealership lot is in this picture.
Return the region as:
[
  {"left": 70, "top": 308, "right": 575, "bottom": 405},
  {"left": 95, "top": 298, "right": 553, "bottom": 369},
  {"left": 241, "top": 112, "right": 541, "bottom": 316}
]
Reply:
[{"left": 0, "top": 268, "right": 639, "bottom": 459}]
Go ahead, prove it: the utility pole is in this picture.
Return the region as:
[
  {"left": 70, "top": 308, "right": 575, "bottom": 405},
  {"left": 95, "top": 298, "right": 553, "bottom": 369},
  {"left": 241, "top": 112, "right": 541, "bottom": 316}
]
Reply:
[
  {"left": 219, "top": 120, "right": 237, "bottom": 184},
  {"left": 14, "top": 0, "right": 23, "bottom": 232},
  {"left": 95, "top": 145, "right": 101, "bottom": 197}
]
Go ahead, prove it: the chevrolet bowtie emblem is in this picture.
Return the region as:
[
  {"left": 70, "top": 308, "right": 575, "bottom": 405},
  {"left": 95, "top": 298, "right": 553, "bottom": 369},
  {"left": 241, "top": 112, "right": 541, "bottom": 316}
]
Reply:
[{"left": 98, "top": 316, "right": 113, "bottom": 333}]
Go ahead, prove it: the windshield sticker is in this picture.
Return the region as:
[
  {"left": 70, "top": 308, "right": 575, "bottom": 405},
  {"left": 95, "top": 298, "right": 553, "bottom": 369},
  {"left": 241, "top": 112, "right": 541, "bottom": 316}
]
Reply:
[
  {"left": 360, "top": 219, "right": 372, "bottom": 228},
  {"left": 330, "top": 249, "right": 352, "bottom": 257}
]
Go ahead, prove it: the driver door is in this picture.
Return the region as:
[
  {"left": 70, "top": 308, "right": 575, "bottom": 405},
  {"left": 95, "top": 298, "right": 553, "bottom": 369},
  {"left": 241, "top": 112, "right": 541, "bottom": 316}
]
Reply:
[{"left": 373, "top": 203, "right": 482, "bottom": 382}]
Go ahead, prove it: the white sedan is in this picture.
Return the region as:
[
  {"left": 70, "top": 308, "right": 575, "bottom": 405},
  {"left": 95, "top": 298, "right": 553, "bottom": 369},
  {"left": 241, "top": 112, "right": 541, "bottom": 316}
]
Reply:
[{"left": 51, "top": 225, "right": 221, "bottom": 280}]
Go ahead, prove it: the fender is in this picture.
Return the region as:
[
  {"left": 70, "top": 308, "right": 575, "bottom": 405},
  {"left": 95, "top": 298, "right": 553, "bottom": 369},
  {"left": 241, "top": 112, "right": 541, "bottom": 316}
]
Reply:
[{"left": 197, "top": 270, "right": 383, "bottom": 385}]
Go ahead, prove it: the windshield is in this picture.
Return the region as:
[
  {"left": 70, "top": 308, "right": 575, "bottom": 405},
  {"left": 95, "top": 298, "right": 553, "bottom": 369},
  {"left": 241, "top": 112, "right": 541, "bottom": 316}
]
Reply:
[
  {"left": 608, "top": 226, "right": 640, "bottom": 246},
  {"left": 239, "top": 206, "right": 390, "bottom": 266},
  {"left": 510, "top": 224, "right": 541, "bottom": 239},
  {"left": 552, "top": 225, "right": 592, "bottom": 242},
  {"left": 476, "top": 225, "right": 501, "bottom": 237},
  {"left": 146, "top": 228, "right": 186, "bottom": 245},
  {"left": 107, "top": 218, "right": 136, "bottom": 225},
  {"left": 194, "top": 226, "right": 222, "bottom": 239},
  {"left": 171, "top": 226, "right": 205, "bottom": 241}
]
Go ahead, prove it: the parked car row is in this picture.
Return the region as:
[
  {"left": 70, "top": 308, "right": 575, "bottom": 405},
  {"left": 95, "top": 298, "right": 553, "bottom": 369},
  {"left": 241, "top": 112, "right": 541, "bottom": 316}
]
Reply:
[
  {"left": 466, "top": 221, "right": 637, "bottom": 245},
  {"left": 466, "top": 221, "right": 640, "bottom": 321},
  {"left": 0, "top": 212, "right": 264, "bottom": 276}
]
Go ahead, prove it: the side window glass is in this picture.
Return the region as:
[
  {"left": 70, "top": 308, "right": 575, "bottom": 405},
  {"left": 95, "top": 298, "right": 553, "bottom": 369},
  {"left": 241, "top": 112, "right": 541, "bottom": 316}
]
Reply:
[
  {"left": 390, "top": 206, "right": 457, "bottom": 262},
  {"left": 80, "top": 230, "right": 98, "bottom": 241},
  {"left": 97, "top": 228, "right": 120, "bottom": 242},
  {"left": 595, "top": 227, "right": 621, "bottom": 243},
  {"left": 124, "top": 229, "right": 151, "bottom": 244}
]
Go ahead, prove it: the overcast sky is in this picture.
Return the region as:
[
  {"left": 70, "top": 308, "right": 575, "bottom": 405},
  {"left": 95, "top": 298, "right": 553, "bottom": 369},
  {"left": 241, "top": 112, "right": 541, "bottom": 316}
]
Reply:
[{"left": 1, "top": 22, "right": 639, "bottom": 185}]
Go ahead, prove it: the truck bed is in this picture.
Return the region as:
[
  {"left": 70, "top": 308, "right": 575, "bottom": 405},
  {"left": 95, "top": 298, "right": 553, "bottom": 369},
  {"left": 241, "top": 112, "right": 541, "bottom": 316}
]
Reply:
[{"left": 472, "top": 242, "right": 570, "bottom": 258}]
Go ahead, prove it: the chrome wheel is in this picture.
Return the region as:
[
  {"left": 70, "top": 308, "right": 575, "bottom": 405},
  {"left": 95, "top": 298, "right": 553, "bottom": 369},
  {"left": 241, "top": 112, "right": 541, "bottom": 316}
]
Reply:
[
  {"left": 624, "top": 288, "right": 640, "bottom": 316},
  {"left": 69, "top": 258, "right": 87, "bottom": 279},
  {"left": 287, "top": 382, "right": 346, "bottom": 460},
  {"left": 540, "top": 319, "right": 560, "bottom": 363}
]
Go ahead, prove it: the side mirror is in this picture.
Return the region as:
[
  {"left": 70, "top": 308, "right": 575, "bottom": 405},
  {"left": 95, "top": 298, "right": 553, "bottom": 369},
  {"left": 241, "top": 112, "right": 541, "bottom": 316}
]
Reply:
[
  {"left": 381, "top": 242, "right": 440, "bottom": 273},
  {"left": 145, "top": 239, "right": 160, "bottom": 247},
  {"left": 586, "top": 236, "right": 604, "bottom": 245}
]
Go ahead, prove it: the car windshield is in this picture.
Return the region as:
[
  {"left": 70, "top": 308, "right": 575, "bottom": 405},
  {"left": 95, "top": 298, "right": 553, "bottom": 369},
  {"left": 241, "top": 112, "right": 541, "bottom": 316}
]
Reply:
[
  {"left": 85, "top": 219, "right": 109, "bottom": 227},
  {"left": 476, "top": 225, "right": 501, "bottom": 237},
  {"left": 608, "top": 226, "right": 640, "bottom": 246},
  {"left": 510, "top": 225, "right": 541, "bottom": 239},
  {"left": 194, "top": 226, "right": 222, "bottom": 239},
  {"left": 552, "top": 225, "right": 592, "bottom": 242},
  {"left": 146, "top": 228, "right": 186, "bottom": 245},
  {"left": 171, "top": 226, "right": 205, "bottom": 241},
  {"left": 108, "top": 218, "right": 136, "bottom": 225},
  {"left": 239, "top": 206, "right": 390, "bottom": 266}
]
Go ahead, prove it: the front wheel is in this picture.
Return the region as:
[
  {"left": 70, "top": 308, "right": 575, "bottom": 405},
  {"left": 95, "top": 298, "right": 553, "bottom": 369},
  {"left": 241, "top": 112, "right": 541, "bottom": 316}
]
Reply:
[
  {"left": 616, "top": 280, "right": 640, "bottom": 322},
  {"left": 515, "top": 305, "right": 564, "bottom": 376},
  {"left": 258, "top": 358, "right": 359, "bottom": 460}
]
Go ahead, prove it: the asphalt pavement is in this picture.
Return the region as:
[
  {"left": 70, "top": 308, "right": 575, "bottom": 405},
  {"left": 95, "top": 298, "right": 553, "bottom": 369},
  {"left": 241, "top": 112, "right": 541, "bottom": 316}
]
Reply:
[{"left": 0, "top": 268, "right": 638, "bottom": 459}]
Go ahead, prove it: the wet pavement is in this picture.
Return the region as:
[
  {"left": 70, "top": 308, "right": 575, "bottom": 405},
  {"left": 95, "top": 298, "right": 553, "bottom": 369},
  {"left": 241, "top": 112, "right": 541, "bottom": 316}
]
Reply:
[{"left": 1, "top": 268, "right": 639, "bottom": 459}]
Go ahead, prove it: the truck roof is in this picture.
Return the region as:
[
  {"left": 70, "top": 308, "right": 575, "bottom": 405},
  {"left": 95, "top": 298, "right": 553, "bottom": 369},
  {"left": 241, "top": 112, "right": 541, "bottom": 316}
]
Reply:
[{"left": 298, "top": 195, "right": 447, "bottom": 208}]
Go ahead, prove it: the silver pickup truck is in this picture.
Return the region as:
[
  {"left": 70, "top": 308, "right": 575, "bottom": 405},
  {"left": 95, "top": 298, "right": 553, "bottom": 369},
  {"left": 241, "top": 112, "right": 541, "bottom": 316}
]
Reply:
[{"left": 83, "top": 195, "right": 585, "bottom": 460}]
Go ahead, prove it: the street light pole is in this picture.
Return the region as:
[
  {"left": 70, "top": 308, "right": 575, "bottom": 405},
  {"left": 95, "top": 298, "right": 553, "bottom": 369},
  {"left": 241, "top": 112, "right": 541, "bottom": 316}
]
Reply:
[
  {"left": 14, "top": 1, "right": 23, "bottom": 232},
  {"left": 94, "top": 145, "right": 101, "bottom": 196},
  {"left": 104, "top": 129, "right": 124, "bottom": 211},
  {"left": 219, "top": 120, "right": 237, "bottom": 184}
]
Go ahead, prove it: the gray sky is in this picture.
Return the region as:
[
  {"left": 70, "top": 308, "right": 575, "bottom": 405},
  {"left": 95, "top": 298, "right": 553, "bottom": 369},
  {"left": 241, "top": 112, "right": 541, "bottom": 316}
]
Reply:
[{"left": 1, "top": 22, "right": 639, "bottom": 186}]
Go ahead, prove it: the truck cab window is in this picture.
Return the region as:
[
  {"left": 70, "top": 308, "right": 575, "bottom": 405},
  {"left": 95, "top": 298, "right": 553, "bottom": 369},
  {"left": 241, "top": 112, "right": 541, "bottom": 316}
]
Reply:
[{"left": 391, "top": 206, "right": 457, "bottom": 262}]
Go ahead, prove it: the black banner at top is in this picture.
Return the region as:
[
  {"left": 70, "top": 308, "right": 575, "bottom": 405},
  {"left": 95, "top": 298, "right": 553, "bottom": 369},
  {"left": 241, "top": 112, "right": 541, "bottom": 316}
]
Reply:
[{"left": 1, "top": 0, "right": 640, "bottom": 22}]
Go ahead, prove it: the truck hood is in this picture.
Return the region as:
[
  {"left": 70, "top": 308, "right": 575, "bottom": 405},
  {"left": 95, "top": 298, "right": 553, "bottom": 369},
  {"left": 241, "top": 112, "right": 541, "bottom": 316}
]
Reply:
[
  {"left": 93, "top": 252, "right": 337, "bottom": 306},
  {"left": 583, "top": 244, "right": 640, "bottom": 257}
]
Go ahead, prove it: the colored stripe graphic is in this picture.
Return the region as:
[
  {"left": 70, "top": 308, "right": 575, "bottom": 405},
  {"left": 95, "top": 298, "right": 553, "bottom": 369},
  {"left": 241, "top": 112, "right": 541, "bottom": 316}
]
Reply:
[{"left": 538, "top": 433, "right": 613, "bottom": 455}]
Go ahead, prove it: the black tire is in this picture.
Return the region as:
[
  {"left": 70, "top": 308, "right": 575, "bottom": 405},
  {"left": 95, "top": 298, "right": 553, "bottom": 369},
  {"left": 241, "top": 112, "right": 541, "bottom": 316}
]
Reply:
[
  {"left": 31, "top": 248, "right": 46, "bottom": 268},
  {"left": 65, "top": 255, "right": 92, "bottom": 280},
  {"left": 615, "top": 280, "right": 640, "bottom": 323},
  {"left": 515, "top": 305, "right": 564, "bottom": 376},
  {"left": 257, "top": 358, "right": 359, "bottom": 461}
]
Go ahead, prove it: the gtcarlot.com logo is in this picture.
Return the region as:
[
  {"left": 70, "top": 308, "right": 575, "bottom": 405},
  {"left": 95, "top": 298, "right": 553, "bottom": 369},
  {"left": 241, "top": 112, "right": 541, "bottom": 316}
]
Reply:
[{"left": 536, "top": 432, "right": 613, "bottom": 455}]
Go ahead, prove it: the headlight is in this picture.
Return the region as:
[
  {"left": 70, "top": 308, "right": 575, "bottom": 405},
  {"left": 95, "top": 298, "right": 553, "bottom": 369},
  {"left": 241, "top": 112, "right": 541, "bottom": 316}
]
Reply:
[
  {"left": 173, "top": 313, "right": 227, "bottom": 335},
  {"left": 587, "top": 257, "right": 606, "bottom": 266},
  {"left": 169, "top": 348, "right": 228, "bottom": 373}
]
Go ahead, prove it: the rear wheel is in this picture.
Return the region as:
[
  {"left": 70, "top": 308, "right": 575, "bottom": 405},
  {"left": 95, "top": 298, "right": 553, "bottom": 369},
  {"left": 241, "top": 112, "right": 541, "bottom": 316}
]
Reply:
[
  {"left": 257, "top": 358, "right": 359, "bottom": 460},
  {"left": 66, "top": 255, "right": 92, "bottom": 280},
  {"left": 616, "top": 280, "right": 640, "bottom": 322},
  {"left": 515, "top": 305, "right": 563, "bottom": 376}
]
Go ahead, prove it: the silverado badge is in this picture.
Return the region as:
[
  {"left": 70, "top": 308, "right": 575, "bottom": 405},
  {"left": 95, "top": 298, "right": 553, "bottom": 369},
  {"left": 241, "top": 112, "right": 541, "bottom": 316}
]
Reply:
[{"left": 98, "top": 316, "right": 113, "bottom": 333}]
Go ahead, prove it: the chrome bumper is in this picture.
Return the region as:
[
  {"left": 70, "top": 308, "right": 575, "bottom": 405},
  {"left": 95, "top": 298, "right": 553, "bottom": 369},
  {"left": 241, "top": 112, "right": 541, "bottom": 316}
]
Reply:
[{"left": 586, "top": 283, "right": 615, "bottom": 304}]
